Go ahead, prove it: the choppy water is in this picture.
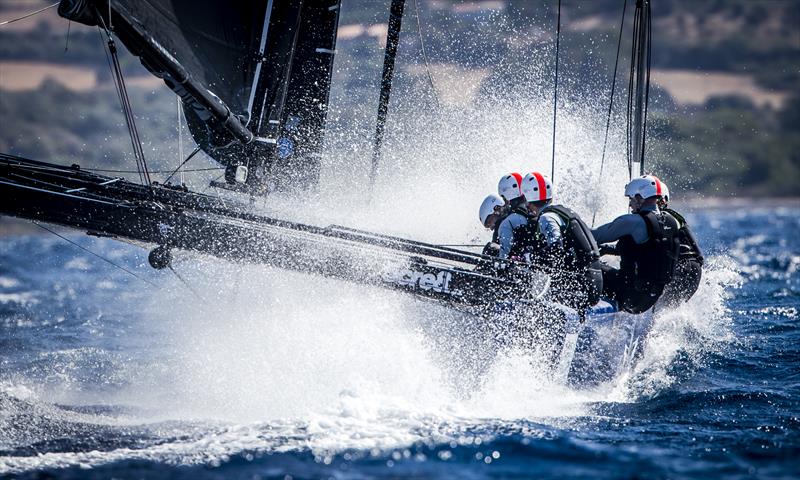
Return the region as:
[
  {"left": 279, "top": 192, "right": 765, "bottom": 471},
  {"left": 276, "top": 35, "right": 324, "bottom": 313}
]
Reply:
[{"left": 0, "top": 205, "right": 798, "bottom": 479}]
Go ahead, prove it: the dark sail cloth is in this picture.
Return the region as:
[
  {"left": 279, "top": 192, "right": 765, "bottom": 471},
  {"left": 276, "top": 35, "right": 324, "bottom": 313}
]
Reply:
[
  {"left": 659, "top": 208, "right": 704, "bottom": 306},
  {"left": 593, "top": 208, "right": 680, "bottom": 314}
]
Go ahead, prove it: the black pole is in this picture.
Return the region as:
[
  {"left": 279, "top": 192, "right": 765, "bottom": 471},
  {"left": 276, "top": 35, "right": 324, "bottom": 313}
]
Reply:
[
  {"left": 631, "top": 0, "right": 650, "bottom": 176},
  {"left": 370, "top": 0, "right": 406, "bottom": 190},
  {"left": 550, "top": 0, "right": 561, "bottom": 183}
]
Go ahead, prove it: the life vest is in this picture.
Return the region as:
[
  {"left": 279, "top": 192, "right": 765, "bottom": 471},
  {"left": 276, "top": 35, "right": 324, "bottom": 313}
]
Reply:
[
  {"left": 664, "top": 208, "right": 704, "bottom": 264},
  {"left": 617, "top": 210, "right": 681, "bottom": 292},
  {"left": 508, "top": 204, "right": 602, "bottom": 306},
  {"left": 490, "top": 208, "right": 511, "bottom": 244},
  {"left": 506, "top": 207, "right": 545, "bottom": 260},
  {"left": 659, "top": 208, "right": 703, "bottom": 305},
  {"left": 542, "top": 205, "right": 601, "bottom": 271}
]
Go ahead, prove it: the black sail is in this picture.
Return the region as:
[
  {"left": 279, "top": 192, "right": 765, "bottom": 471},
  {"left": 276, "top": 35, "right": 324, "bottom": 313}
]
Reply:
[{"left": 58, "top": 0, "right": 341, "bottom": 190}]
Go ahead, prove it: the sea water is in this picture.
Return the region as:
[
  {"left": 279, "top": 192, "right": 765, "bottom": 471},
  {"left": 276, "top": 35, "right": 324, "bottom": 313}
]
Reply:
[{"left": 0, "top": 204, "right": 797, "bottom": 479}]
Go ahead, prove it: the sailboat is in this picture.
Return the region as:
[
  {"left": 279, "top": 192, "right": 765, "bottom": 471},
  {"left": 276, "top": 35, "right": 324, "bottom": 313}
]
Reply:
[{"left": 0, "top": 0, "right": 655, "bottom": 386}]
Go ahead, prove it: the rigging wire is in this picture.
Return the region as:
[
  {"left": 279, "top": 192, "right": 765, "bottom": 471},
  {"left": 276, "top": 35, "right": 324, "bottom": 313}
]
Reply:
[
  {"left": 83, "top": 165, "right": 221, "bottom": 174},
  {"left": 177, "top": 99, "right": 185, "bottom": 185},
  {"left": 32, "top": 221, "right": 157, "bottom": 287},
  {"left": 550, "top": 0, "right": 562, "bottom": 182},
  {"left": 96, "top": 16, "right": 152, "bottom": 187},
  {"left": 64, "top": 20, "right": 71, "bottom": 51},
  {"left": 168, "top": 265, "right": 209, "bottom": 307},
  {"left": 413, "top": 0, "right": 441, "bottom": 110},
  {"left": 591, "top": 0, "right": 628, "bottom": 228},
  {"left": 436, "top": 244, "right": 483, "bottom": 248},
  {"left": 0, "top": 2, "right": 58, "bottom": 27},
  {"left": 163, "top": 146, "right": 202, "bottom": 184}
]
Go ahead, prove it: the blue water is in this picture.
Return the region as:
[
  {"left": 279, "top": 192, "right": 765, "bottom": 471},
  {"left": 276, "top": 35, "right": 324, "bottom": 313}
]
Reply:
[{"left": 1, "top": 206, "right": 798, "bottom": 479}]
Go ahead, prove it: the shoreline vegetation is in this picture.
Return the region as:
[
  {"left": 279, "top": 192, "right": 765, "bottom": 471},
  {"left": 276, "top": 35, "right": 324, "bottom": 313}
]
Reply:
[{"left": 1, "top": 0, "right": 798, "bottom": 198}]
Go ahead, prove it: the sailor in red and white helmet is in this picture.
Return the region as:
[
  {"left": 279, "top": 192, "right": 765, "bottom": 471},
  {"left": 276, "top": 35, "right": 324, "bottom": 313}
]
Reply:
[
  {"left": 654, "top": 178, "right": 704, "bottom": 306},
  {"left": 495, "top": 172, "right": 536, "bottom": 260},
  {"left": 591, "top": 174, "right": 681, "bottom": 314},
  {"left": 498, "top": 172, "right": 560, "bottom": 259},
  {"left": 499, "top": 172, "right": 603, "bottom": 311}
]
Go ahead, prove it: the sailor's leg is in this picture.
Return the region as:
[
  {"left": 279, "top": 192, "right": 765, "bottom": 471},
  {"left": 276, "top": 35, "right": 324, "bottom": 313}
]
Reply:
[
  {"left": 659, "top": 257, "right": 703, "bottom": 307},
  {"left": 599, "top": 265, "right": 658, "bottom": 314},
  {"left": 600, "top": 263, "right": 624, "bottom": 301}
]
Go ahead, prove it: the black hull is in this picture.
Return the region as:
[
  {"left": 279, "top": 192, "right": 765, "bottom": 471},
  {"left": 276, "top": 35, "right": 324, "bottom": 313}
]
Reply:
[{"left": 0, "top": 154, "right": 544, "bottom": 315}]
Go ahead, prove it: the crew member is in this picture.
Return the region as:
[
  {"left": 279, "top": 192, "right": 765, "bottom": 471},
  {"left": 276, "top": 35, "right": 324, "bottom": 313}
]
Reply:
[
  {"left": 496, "top": 172, "right": 533, "bottom": 261},
  {"left": 478, "top": 194, "right": 506, "bottom": 257},
  {"left": 656, "top": 180, "right": 704, "bottom": 306},
  {"left": 592, "top": 175, "right": 681, "bottom": 314},
  {"left": 500, "top": 172, "right": 602, "bottom": 310}
]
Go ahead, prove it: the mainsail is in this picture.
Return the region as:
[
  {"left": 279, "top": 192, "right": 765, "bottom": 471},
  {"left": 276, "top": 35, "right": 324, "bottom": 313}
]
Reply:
[{"left": 57, "top": 0, "right": 341, "bottom": 189}]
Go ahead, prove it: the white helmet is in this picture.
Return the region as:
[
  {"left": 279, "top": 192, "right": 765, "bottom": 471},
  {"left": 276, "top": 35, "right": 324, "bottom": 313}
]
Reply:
[
  {"left": 624, "top": 174, "right": 665, "bottom": 200},
  {"left": 521, "top": 171, "right": 553, "bottom": 202},
  {"left": 479, "top": 194, "right": 504, "bottom": 226},
  {"left": 498, "top": 173, "right": 524, "bottom": 201}
]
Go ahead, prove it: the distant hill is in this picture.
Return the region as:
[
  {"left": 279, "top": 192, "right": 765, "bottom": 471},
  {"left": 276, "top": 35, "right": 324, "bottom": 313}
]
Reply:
[{"left": 0, "top": 0, "right": 797, "bottom": 196}]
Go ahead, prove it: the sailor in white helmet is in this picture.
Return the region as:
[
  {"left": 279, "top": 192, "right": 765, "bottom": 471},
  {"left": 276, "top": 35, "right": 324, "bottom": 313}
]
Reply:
[
  {"left": 592, "top": 175, "right": 681, "bottom": 314},
  {"left": 478, "top": 194, "right": 506, "bottom": 257}
]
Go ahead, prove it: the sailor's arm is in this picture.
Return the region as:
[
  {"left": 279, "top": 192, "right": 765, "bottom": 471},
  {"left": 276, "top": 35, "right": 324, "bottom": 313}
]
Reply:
[
  {"left": 538, "top": 212, "right": 564, "bottom": 247},
  {"left": 592, "top": 214, "right": 645, "bottom": 244},
  {"left": 497, "top": 217, "right": 515, "bottom": 259}
]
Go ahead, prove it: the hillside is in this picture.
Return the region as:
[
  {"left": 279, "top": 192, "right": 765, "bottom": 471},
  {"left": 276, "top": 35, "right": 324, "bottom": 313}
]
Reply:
[{"left": 0, "top": 0, "right": 798, "bottom": 196}]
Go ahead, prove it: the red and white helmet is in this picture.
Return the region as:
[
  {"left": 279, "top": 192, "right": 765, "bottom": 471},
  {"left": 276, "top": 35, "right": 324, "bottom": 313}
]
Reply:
[
  {"left": 479, "top": 194, "right": 504, "bottom": 226},
  {"left": 624, "top": 174, "right": 665, "bottom": 200},
  {"left": 658, "top": 177, "right": 670, "bottom": 204},
  {"left": 521, "top": 172, "right": 553, "bottom": 202},
  {"left": 498, "top": 173, "right": 524, "bottom": 201}
]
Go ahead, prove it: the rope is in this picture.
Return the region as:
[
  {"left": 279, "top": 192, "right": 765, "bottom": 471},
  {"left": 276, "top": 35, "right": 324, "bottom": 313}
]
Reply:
[
  {"left": 33, "top": 221, "right": 157, "bottom": 287},
  {"left": 625, "top": 7, "right": 637, "bottom": 179},
  {"left": 413, "top": 0, "right": 441, "bottom": 109},
  {"left": 0, "top": 2, "right": 58, "bottom": 27},
  {"left": 168, "top": 265, "right": 209, "bottom": 306},
  {"left": 109, "top": 38, "right": 151, "bottom": 185},
  {"left": 65, "top": 20, "right": 71, "bottom": 52},
  {"left": 177, "top": 98, "right": 185, "bottom": 185},
  {"left": 163, "top": 146, "right": 202, "bottom": 184},
  {"left": 591, "top": 0, "right": 628, "bottom": 228},
  {"left": 83, "top": 165, "right": 221, "bottom": 174},
  {"left": 96, "top": 15, "right": 152, "bottom": 187},
  {"left": 550, "top": 0, "right": 562, "bottom": 182}
]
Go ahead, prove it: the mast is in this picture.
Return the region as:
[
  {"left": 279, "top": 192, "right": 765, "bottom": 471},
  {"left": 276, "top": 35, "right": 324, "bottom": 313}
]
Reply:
[
  {"left": 628, "top": 0, "right": 651, "bottom": 178},
  {"left": 370, "top": 0, "right": 406, "bottom": 190}
]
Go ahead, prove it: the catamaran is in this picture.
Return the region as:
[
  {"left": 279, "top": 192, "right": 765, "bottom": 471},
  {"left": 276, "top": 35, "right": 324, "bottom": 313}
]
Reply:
[{"left": 0, "top": 0, "right": 656, "bottom": 386}]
